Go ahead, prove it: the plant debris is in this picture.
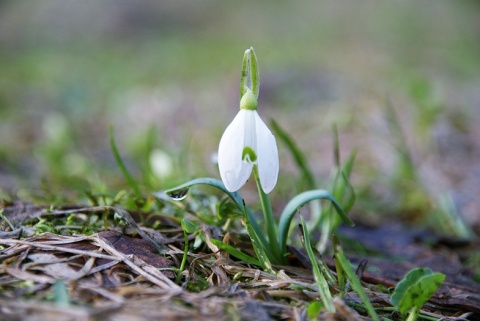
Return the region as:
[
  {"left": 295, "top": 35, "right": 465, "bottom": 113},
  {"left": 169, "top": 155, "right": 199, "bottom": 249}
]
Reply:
[{"left": 0, "top": 202, "right": 479, "bottom": 320}]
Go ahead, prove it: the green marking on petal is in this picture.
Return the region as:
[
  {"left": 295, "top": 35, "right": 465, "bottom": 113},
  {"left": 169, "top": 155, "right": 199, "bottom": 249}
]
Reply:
[{"left": 242, "top": 146, "right": 257, "bottom": 163}]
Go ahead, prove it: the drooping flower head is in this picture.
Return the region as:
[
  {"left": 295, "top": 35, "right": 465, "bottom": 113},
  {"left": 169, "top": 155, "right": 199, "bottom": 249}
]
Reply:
[{"left": 218, "top": 48, "right": 279, "bottom": 193}]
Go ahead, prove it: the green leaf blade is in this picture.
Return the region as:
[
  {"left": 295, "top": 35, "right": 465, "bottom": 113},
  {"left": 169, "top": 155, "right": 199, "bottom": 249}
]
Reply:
[
  {"left": 278, "top": 189, "right": 354, "bottom": 255},
  {"left": 270, "top": 119, "right": 315, "bottom": 189},
  {"left": 159, "top": 177, "right": 269, "bottom": 252},
  {"left": 210, "top": 239, "right": 262, "bottom": 267},
  {"left": 109, "top": 125, "right": 143, "bottom": 200},
  {"left": 391, "top": 267, "right": 446, "bottom": 314},
  {"left": 334, "top": 238, "right": 379, "bottom": 321},
  {"left": 300, "top": 216, "right": 335, "bottom": 313}
]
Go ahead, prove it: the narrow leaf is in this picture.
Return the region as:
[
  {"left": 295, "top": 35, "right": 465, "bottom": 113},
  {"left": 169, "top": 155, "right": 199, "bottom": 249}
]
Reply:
[
  {"left": 334, "top": 237, "right": 379, "bottom": 321},
  {"left": 278, "top": 190, "right": 354, "bottom": 255},
  {"left": 109, "top": 125, "right": 143, "bottom": 199},
  {"left": 301, "top": 216, "right": 335, "bottom": 312},
  {"left": 307, "top": 301, "right": 323, "bottom": 319},
  {"left": 270, "top": 119, "right": 315, "bottom": 189},
  {"left": 159, "top": 178, "right": 269, "bottom": 250},
  {"left": 332, "top": 124, "right": 340, "bottom": 167},
  {"left": 210, "top": 239, "right": 262, "bottom": 267},
  {"left": 242, "top": 211, "right": 274, "bottom": 272}
]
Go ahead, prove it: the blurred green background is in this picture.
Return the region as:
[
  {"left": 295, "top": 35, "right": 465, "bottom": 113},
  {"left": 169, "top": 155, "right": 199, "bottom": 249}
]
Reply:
[{"left": 1, "top": 1, "right": 479, "bottom": 230}]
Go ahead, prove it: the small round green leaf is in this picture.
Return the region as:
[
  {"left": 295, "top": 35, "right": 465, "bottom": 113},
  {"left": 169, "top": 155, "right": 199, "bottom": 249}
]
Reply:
[{"left": 391, "top": 267, "right": 446, "bottom": 314}]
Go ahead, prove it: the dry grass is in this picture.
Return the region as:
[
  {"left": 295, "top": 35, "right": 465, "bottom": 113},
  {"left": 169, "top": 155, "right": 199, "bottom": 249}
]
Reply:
[{"left": 0, "top": 203, "right": 478, "bottom": 320}]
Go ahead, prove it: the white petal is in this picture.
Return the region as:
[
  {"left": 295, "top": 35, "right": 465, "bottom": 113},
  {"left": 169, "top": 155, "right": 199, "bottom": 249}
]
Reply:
[
  {"left": 254, "top": 112, "right": 279, "bottom": 194},
  {"left": 218, "top": 110, "right": 254, "bottom": 192}
]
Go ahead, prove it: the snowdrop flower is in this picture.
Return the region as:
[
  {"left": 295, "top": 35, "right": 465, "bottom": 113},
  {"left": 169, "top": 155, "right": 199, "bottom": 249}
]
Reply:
[
  {"left": 149, "top": 149, "right": 173, "bottom": 179},
  {"left": 218, "top": 89, "right": 279, "bottom": 193}
]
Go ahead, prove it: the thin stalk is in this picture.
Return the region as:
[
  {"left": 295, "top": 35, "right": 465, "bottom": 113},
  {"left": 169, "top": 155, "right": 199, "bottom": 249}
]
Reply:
[
  {"left": 253, "top": 165, "right": 281, "bottom": 263},
  {"left": 176, "top": 230, "right": 189, "bottom": 283}
]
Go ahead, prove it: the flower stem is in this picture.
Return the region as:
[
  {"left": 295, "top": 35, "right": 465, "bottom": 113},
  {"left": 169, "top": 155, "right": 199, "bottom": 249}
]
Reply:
[{"left": 253, "top": 165, "right": 281, "bottom": 263}]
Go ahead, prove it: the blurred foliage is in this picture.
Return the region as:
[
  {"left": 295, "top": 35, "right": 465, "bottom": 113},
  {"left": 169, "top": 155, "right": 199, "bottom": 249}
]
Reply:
[{"left": 0, "top": 1, "right": 479, "bottom": 231}]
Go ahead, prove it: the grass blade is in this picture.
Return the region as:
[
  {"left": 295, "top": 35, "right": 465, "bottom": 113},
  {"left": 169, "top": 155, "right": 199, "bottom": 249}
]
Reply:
[
  {"left": 270, "top": 119, "right": 315, "bottom": 189},
  {"left": 109, "top": 125, "right": 143, "bottom": 200},
  {"left": 334, "top": 236, "right": 379, "bottom": 321},
  {"left": 300, "top": 216, "right": 335, "bottom": 313},
  {"left": 210, "top": 239, "right": 262, "bottom": 267}
]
